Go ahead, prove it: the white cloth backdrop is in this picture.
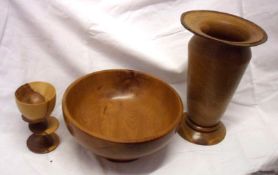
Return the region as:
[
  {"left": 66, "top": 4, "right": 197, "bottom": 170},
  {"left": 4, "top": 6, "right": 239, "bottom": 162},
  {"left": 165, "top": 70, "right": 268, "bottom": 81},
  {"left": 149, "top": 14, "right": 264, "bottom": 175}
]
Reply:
[{"left": 1, "top": 0, "right": 278, "bottom": 174}]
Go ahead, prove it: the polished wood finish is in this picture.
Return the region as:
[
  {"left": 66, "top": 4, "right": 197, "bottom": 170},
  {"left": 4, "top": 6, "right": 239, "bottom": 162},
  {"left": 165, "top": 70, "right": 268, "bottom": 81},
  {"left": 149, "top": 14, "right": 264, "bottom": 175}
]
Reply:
[
  {"left": 63, "top": 69, "right": 183, "bottom": 161},
  {"left": 15, "top": 82, "right": 60, "bottom": 153},
  {"left": 29, "top": 117, "right": 59, "bottom": 135},
  {"left": 27, "top": 133, "right": 59, "bottom": 154},
  {"left": 178, "top": 10, "right": 267, "bottom": 145}
]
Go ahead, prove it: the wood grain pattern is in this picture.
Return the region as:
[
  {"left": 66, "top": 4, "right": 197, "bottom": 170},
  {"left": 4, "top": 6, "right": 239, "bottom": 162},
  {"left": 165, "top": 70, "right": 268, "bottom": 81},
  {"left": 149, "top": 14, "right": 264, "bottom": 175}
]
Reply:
[
  {"left": 15, "top": 82, "right": 56, "bottom": 122},
  {"left": 63, "top": 69, "right": 183, "bottom": 161},
  {"left": 15, "top": 81, "right": 60, "bottom": 153},
  {"left": 178, "top": 10, "right": 267, "bottom": 145}
]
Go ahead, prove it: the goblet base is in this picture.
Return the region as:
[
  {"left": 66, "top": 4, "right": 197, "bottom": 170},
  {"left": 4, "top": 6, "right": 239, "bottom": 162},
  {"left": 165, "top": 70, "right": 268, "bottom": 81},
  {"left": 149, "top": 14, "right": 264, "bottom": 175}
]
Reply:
[
  {"left": 27, "top": 133, "right": 60, "bottom": 154},
  {"left": 178, "top": 113, "right": 226, "bottom": 145}
]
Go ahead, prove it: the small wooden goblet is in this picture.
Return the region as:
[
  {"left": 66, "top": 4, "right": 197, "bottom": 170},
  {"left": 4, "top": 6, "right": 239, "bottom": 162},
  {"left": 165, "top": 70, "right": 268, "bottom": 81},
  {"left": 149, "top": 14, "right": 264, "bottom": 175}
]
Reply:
[{"left": 15, "top": 81, "right": 60, "bottom": 153}]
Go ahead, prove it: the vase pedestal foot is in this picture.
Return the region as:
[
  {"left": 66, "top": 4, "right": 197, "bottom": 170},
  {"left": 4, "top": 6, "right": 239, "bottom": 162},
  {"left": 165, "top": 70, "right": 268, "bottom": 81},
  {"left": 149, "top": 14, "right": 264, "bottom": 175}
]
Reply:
[{"left": 178, "top": 113, "right": 226, "bottom": 145}]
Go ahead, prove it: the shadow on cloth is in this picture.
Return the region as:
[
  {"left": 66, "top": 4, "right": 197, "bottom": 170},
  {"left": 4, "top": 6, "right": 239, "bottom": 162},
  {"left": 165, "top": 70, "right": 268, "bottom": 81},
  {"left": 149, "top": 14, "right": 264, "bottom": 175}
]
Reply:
[
  {"left": 73, "top": 143, "right": 170, "bottom": 174},
  {"left": 86, "top": 37, "right": 186, "bottom": 83},
  {"left": 249, "top": 158, "right": 278, "bottom": 175},
  {"left": 97, "top": 145, "right": 171, "bottom": 174}
]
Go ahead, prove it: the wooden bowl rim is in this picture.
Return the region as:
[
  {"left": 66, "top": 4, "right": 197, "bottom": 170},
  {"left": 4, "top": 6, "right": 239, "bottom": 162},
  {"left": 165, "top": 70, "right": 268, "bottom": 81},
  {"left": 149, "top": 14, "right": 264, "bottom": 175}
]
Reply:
[
  {"left": 181, "top": 10, "right": 268, "bottom": 47},
  {"left": 15, "top": 81, "right": 56, "bottom": 106},
  {"left": 62, "top": 69, "right": 184, "bottom": 143}
]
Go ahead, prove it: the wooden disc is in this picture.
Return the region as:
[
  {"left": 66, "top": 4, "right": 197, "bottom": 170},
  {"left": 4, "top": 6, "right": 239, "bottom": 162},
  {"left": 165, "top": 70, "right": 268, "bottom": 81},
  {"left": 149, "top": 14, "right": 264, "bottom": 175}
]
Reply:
[
  {"left": 178, "top": 113, "right": 226, "bottom": 145},
  {"left": 29, "top": 117, "right": 59, "bottom": 135},
  {"left": 27, "top": 133, "right": 60, "bottom": 154}
]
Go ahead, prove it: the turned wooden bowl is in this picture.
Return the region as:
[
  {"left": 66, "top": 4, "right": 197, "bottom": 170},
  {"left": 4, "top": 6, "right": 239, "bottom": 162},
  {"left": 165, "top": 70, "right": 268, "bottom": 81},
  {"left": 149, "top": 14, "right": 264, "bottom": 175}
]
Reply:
[{"left": 62, "top": 69, "right": 183, "bottom": 161}]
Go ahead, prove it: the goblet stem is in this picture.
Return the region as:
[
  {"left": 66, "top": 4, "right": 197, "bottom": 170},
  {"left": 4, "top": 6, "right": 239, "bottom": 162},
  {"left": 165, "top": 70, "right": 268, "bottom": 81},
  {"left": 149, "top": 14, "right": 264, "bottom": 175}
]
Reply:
[
  {"left": 29, "top": 118, "right": 48, "bottom": 133},
  {"left": 27, "top": 116, "right": 60, "bottom": 153}
]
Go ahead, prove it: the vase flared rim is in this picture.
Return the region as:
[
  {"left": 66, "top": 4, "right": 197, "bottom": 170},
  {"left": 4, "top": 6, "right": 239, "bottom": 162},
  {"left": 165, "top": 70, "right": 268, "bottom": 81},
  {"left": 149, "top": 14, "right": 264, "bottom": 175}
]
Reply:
[{"left": 181, "top": 10, "right": 267, "bottom": 47}]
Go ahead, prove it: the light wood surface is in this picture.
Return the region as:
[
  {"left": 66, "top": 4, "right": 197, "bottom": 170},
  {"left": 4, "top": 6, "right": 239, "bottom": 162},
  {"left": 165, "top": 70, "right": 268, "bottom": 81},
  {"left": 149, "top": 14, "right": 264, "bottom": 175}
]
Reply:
[
  {"left": 15, "top": 82, "right": 56, "bottom": 122},
  {"left": 63, "top": 69, "right": 183, "bottom": 161},
  {"left": 15, "top": 81, "right": 60, "bottom": 153}
]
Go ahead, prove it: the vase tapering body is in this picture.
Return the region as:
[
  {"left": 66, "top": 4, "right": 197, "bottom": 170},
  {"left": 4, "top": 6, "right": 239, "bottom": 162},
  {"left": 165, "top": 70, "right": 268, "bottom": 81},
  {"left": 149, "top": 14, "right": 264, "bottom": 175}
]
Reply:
[{"left": 178, "top": 10, "right": 267, "bottom": 145}]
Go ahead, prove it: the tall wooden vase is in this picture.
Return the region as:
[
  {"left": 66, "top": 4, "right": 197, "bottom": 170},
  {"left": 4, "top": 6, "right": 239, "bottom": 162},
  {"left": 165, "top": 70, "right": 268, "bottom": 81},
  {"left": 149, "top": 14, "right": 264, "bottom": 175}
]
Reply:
[{"left": 178, "top": 10, "right": 267, "bottom": 145}]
